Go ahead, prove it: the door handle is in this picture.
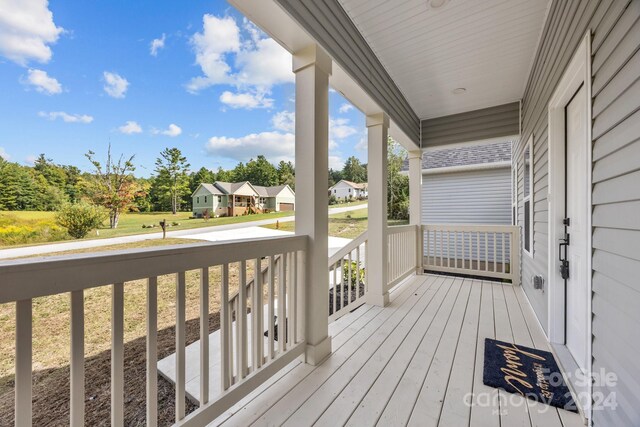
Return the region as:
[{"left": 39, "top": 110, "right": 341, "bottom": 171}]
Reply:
[{"left": 558, "top": 234, "right": 570, "bottom": 262}]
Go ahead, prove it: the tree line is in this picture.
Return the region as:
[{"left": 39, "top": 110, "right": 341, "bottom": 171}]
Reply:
[
  {"left": 0, "top": 145, "right": 390, "bottom": 223},
  {"left": 0, "top": 135, "right": 409, "bottom": 239}
]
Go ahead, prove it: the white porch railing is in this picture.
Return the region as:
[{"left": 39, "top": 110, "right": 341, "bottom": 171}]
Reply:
[
  {"left": 387, "top": 224, "right": 419, "bottom": 292},
  {"left": 328, "top": 231, "right": 368, "bottom": 322},
  {"left": 0, "top": 235, "right": 307, "bottom": 426},
  {"left": 421, "top": 224, "right": 521, "bottom": 285}
]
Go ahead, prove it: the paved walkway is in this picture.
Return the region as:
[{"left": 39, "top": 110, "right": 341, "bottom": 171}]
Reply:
[{"left": 0, "top": 204, "right": 365, "bottom": 259}]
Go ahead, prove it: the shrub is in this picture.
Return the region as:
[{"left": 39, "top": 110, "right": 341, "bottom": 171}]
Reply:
[
  {"left": 341, "top": 260, "right": 365, "bottom": 287},
  {"left": 55, "top": 202, "right": 108, "bottom": 239},
  {"left": 202, "top": 209, "right": 210, "bottom": 221},
  {"left": 328, "top": 195, "right": 338, "bottom": 205}
]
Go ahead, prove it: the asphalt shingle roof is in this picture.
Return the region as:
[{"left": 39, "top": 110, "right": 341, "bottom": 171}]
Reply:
[{"left": 402, "top": 141, "right": 512, "bottom": 171}]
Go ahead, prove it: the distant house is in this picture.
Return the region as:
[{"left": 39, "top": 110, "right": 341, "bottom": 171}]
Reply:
[
  {"left": 329, "top": 180, "right": 368, "bottom": 200},
  {"left": 253, "top": 184, "right": 296, "bottom": 212},
  {"left": 191, "top": 181, "right": 295, "bottom": 217},
  {"left": 406, "top": 141, "right": 512, "bottom": 225}
]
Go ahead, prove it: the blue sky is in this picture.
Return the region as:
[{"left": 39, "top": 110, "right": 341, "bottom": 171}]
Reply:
[{"left": 0, "top": 0, "right": 366, "bottom": 177}]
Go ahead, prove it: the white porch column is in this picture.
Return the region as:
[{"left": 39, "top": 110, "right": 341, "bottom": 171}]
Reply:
[
  {"left": 366, "top": 112, "right": 390, "bottom": 307},
  {"left": 408, "top": 150, "right": 423, "bottom": 273},
  {"left": 408, "top": 151, "right": 423, "bottom": 225},
  {"left": 293, "top": 44, "right": 332, "bottom": 365}
]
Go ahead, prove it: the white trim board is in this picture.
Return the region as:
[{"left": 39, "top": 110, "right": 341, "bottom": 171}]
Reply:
[
  {"left": 420, "top": 161, "right": 511, "bottom": 175},
  {"left": 546, "top": 31, "right": 593, "bottom": 423},
  {"left": 421, "top": 135, "right": 519, "bottom": 153}
]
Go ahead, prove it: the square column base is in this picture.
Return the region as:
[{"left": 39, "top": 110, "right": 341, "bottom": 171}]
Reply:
[
  {"left": 305, "top": 336, "right": 332, "bottom": 366},
  {"left": 366, "top": 292, "right": 389, "bottom": 307}
]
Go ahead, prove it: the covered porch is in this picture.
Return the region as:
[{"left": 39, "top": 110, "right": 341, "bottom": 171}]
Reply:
[
  {"left": 207, "top": 273, "right": 582, "bottom": 427},
  {"left": 1, "top": 0, "right": 623, "bottom": 424}
]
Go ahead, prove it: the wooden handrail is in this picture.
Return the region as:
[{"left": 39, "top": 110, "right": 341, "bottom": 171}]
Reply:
[{"left": 0, "top": 235, "right": 307, "bottom": 303}]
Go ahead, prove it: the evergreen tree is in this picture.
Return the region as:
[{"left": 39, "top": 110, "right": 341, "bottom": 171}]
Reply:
[
  {"left": 215, "top": 167, "right": 233, "bottom": 182},
  {"left": 153, "top": 147, "right": 191, "bottom": 214},
  {"left": 231, "top": 162, "right": 247, "bottom": 182},
  {"left": 245, "top": 156, "right": 278, "bottom": 186},
  {"left": 342, "top": 156, "right": 367, "bottom": 183},
  {"left": 277, "top": 161, "right": 295, "bottom": 189}
]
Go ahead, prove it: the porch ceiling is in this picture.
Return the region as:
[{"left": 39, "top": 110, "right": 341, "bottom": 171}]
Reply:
[{"left": 337, "top": 0, "right": 551, "bottom": 119}]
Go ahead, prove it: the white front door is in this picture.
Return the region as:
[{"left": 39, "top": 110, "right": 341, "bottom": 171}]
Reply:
[{"left": 564, "top": 84, "right": 589, "bottom": 373}]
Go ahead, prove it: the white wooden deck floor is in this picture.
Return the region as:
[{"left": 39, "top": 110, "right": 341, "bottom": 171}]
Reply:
[{"left": 207, "top": 274, "right": 585, "bottom": 427}]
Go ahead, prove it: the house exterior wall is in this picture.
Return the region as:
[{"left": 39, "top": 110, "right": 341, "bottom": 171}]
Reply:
[
  {"left": 421, "top": 167, "right": 512, "bottom": 225},
  {"left": 331, "top": 181, "right": 366, "bottom": 200},
  {"left": 192, "top": 186, "right": 215, "bottom": 217},
  {"left": 274, "top": 187, "right": 296, "bottom": 211},
  {"left": 515, "top": 1, "right": 639, "bottom": 425},
  {"left": 421, "top": 102, "right": 520, "bottom": 147}
]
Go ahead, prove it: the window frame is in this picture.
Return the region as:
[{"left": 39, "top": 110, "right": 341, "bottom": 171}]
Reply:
[
  {"left": 512, "top": 162, "right": 518, "bottom": 226},
  {"left": 523, "top": 135, "right": 534, "bottom": 257}
]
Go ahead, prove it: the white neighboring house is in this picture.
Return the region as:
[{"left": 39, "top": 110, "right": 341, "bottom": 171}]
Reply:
[{"left": 329, "top": 180, "right": 368, "bottom": 201}]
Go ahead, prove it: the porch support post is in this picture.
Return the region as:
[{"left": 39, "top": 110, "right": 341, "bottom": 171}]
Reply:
[
  {"left": 408, "top": 151, "right": 422, "bottom": 225},
  {"left": 366, "top": 112, "right": 390, "bottom": 307},
  {"left": 408, "top": 150, "right": 423, "bottom": 273},
  {"left": 293, "top": 44, "right": 332, "bottom": 365}
]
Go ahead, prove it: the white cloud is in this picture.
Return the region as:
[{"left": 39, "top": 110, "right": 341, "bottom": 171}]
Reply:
[
  {"left": 153, "top": 123, "right": 182, "bottom": 137},
  {"left": 186, "top": 15, "right": 239, "bottom": 92},
  {"left": 25, "top": 154, "right": 37, "bottom": 165},
  {"left": 271, "top": 111, "right": 295, "bottom": 133},
  {"left": 220, "top": 91, "right": 273, "bottom": 109},
  {"left": 0, "top": 147, "right": 10, "bottom": 160},
  {"left": 330, "top": 118, "right": 357, "bottom": 140},
  {"left": 206, "top": 131, "right": 294, "bottom": 163},
  {"left": 103, "top": 71, "right": 129, "bottom": 98},
  {"left": 355, "top": 137, "right": 367, "bottom": 152},
  {"left": 0, "top": 0, "right": 64, "bottom": 65},
  {"left": 338, "top": 103, "right": 354, "bottom": 114},
  {"left": 329, "top": 156, "right": 344, "bottom": 170},
  {"left": 118, "top": 121, "right": 142, "bottom": 134},
  {"left": 187, "top": 14, "right": 292, "bottom": 109},
  {"left": 150, "top": 33, "right": 166, "bottom": 56},
  {"left": 38, "top": 111, "right": 93, "bottom": 123},
  {"left": 23, "top": 68, "right": 62, "bottom": 94}
]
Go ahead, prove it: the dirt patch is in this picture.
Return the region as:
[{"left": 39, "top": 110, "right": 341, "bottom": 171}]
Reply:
[{"left": 0, "top": 313, "right": 220, "bottom": 426}]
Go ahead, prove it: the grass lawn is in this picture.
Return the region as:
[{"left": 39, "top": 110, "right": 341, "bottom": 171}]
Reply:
[
  {"left": 263, "top": 208, "right": 409, "bottom": 239},
  {"left": 328, "top": 199, "right": 368, "bottom": 208},
  {"left": 0, "top": 210, "right": 294, "bottom": 248}
]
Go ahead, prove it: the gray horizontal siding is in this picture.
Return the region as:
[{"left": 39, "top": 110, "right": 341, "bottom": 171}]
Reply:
[
  {"left": 275, "top": 0, "right": 420, "bottom": 144},
  {"left": 517, "top": 0, "right": 639, "bottom": 425},
  {"left": 422, "top": 167, "right": 512, "bottom": 262},
  {"left": 421, "top": 167, "right": 512, "bottom": 225},
  {"left": 420, "top": 102, "right": 520, "bottom": 147}
]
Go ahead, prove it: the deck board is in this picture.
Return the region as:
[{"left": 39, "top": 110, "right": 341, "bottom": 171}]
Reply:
[{"left": 210, "top": 274, "right": 582, "bottom": 427}]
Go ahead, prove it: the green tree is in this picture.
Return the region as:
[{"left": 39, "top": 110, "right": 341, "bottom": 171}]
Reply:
[
  {"left": 245, "top": 155, "right": 278, "bottom": 186},
  {"left": 277, "top": 160, "right": 295, "bottom": 189},
  {"left": 342, "top": 156, "right": 367, "bottom": 183},
  {"left": 328, "top": 168, "right": 343, "bottom": 188},
  {"left": 84, "top": 144, "right": 138, "bottom": 228},
  {"left": 231, "top": 162, "right": 247, "bottom": 182},
  {"left": 190, "top": 167, "right": 216, "bottom": 193},
  {"left": 387, "top": 137, "right": 409, "bottom": 221},
  {"left": 55, "top": 201, "right": 107, "bottom": 239},
  {"left": 0, "top": 159, "right": 38, "bottom": 210},
  {"left": 153, "top": 147, "right": 191, "bottom": 214},
  {"left": 216, "top": 167, "right": 233, "bottom": 182}
]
